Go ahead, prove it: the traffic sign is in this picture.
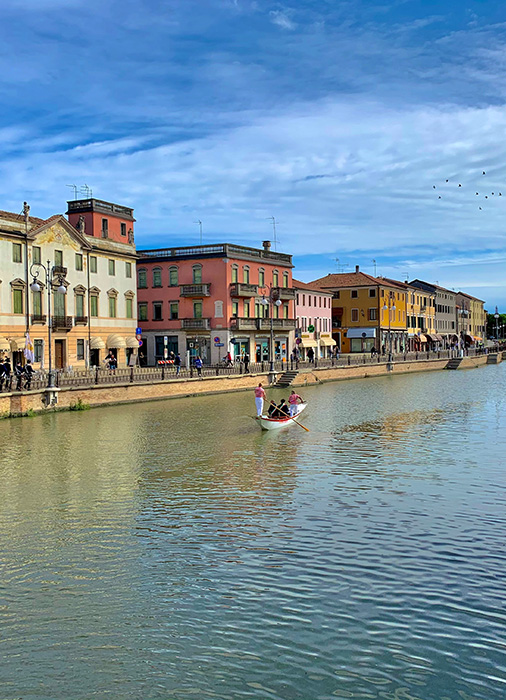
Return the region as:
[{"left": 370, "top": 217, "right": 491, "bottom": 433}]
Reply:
[
  {"left": 214, "top": 336, "right": 220, "bottom": 343},
  {"left": 136, "top": 334, "right": 142, "bottom": 341},
  {"left": 308, "top": 324, "right": 315, "bottom": 332},
  {"left": 164, "top": 336, "right": 168, "bottom": 343},
  {"left": 135, "top": 327, "right": 142, "bottom": 335},
  {"left": 138, "top": 340, "right": 143, "bottom": 347},
  {"left": 215, "top": 342, "right": 224, "bottom": 347},
  {"left": 296, "top": 338, "right": 301, "bottom": 344}
]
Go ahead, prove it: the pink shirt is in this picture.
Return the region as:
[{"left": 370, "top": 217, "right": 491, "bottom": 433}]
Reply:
[
  {"left": 288, "top": 393, "right": 301, "bottom": 404},
  {"left": 255, "top": 387, "right": 266, "bottom": 399}
]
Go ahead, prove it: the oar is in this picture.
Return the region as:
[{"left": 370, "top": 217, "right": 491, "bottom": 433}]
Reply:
[{"left": 272, "top": 403, "right": 310, "bottom": 432}]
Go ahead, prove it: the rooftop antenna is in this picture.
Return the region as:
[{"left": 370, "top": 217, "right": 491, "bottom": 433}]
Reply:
[
  {"left": 334, "top": 258, "right": 350, "bottom": 273},
  {"left": 80, "top": 184, "right": 92, "bottom": 198},
  {"left": 194, "top": 219, "right": 203, "bottom": 245},
  {"left": 266, "top": 216, "right": 278, "bottom": 250},
  {"left": 66, "top": 184, "right": 78, "bottom": 200},
  {"left": 372, "top": 259, "right": 377, "bottom": 276}
]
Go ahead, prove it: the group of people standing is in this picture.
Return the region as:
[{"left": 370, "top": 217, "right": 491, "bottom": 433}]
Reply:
[
  {"left": 0, "top": 358, "right": 35, "bottom": 392},
  {"left": 254, "top": 383, "right": 304, "bottom": 419}
]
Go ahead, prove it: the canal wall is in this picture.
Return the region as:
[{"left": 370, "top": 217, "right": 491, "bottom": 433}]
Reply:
[{"left": 0, "top": 353, "right": 492, "bottom": 418}]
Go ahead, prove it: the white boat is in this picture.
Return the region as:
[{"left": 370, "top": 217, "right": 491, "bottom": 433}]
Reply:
[{"left": 258, "top": 403, "right": 307, "bottom": 430}]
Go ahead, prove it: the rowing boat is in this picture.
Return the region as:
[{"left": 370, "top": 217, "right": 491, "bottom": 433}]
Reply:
[{"left": 258, "top": 403, "right": 307, "bottom": 430}]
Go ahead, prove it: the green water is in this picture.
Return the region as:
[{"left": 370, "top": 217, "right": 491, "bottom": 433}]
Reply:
[{"left": 1, "top": 365, "right": 505, "bottom": 699}]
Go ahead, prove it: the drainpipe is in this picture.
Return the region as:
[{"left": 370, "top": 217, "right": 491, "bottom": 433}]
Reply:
[
  {"left": 86, "top": 250, "right": 91, "bottom": 369},
  {"left": 23, "top": 202, "right": 30, "bottom": 335}
]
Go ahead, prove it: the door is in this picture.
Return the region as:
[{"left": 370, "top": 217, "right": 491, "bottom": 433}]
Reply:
[
  {"left": 90, "top": 349, "right": 100, "bottom": 367},
  {"left": 55, "top": 340, "right": 65, "bottom": 369}
]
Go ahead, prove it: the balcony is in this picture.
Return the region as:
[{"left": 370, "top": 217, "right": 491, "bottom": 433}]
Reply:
[
  {"left": 31, "top": 314, "right": 46, "bottom": 325},
  {"left": 272, "top": 286, "right": 296, "bottom": 300},
  {"left": 52, "top": 266, "right": 67, "bottom": 276},
  {"left": 230, "top": 317, "right": 296, "bottom": 331},
  {"left": 181, "top": 318, "right": 210, "bottom": 330},
  {"left": 230, "top": 283, "right": 259, "bottom": 297},
  {"left": 74, "top": 316, "right": 88, "bottom": 326},
  {"left": 180, "top": 283, "right": 211, "bottom": 297},
  {"left": 52, "top": 316, "right": 73, "bottom": 330}
]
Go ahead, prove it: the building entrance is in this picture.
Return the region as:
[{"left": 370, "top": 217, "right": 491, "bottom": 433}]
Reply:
[{"left": 55, "top": 340, "right": 65, "bottom": 369}]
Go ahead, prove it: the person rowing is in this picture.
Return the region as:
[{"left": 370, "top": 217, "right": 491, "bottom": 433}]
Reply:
[
  {"left": 274, "top": 398, "right": 290, "bottom": 418},
  {"left": 288, "top": 390, "right": 304, "bottom": 417}
]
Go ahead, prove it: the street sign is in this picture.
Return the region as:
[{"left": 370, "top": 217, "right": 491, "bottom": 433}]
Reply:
[
  {"left": 296, "top": 338, "right": 301, "bottom": 344},
  {"left": 164, "top": 348, "right": 168, "bottom": 359},
  {"left": 136, "top": 334, "right": 142, "bottom": 341},
  {"left": 214, "top": 336, "right": 220, "bottom": 343},
  {"left": 215, "top": 342, "right": 224, "bottom": 347},
  {"left": 308, "top": 324, "right": 315, "bottom": 332},
  {"left": 136, "top": 327, "right": 142, "bottom": 335},
  {"left": 138, "top": 340, "right": 143, "bottom": 347},
  {"left": 164, "top": 336, "right": 168, "bottom": 343}
]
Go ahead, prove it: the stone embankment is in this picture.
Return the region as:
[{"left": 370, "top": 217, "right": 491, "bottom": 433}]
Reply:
[{"left": 0, "top": 352, "right": 499, "bottom": 418}]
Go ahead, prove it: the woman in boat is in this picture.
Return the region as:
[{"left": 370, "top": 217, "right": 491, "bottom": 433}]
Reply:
[
  {"left": 288, "top": 390, "right": 303, "bottom": 417},
  {"left": 267, "top": 400, "right": 278, "bottom": 418},
  {"left": 274, "top": 399, "right": 289, "bottom": 418}
]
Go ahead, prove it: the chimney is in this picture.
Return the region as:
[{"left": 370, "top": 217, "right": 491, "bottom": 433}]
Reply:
[
  {"left": 263, "top": 240, "right": 271, "bottom": 251},
  {"left": 355, "top": 265, "right": 360, "bottom": 273}
]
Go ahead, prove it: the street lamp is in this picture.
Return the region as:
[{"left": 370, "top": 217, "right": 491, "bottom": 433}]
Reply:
[
  {"left": 260, "top": 286, "right": 282, "bottom": 383},
  {"left": 494, "top": 306, "right": 500, "bottom": 345},
  {"left": 30, "top": 260, "right": 67, "bottom": 388},
  {"left": 382, "top": 292, "right": 396, "bottom": 363}
]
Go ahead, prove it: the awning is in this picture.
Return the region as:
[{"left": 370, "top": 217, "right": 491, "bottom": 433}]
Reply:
[
  {"left": 474, "top": 336, "right": 482, "bottom": 343},
  {"left": 418, "top": 334, "right": 428, "bottom": 343},
  {"left": 425, "top": 333, "right": 436, "bottom": 342},
  {"left": 319, "top": 336, "right": 337, "bottom": 346},
  {"left": 0, "top": 337, "right": 10, "bottom": 352},
  {"left": 125, "top": 336, "right": 139, "bottom": 348},
  {"left": 107, "top": 334, "right": 126, "bottom": 349},
  {"left": 90, "top": 337, "right": 106, "bottom": 350},
  {"left": 10, "top": 338, "right": 26, "bottom": 351},
  {"left": 300, "top": 339, "right": 318, "bottom": 347},
  {"left": 464, "top": 334, "right": 473, "bottom": 343},
  {"left": 347, "top": 328, "right": 376, "bottom": 339}
]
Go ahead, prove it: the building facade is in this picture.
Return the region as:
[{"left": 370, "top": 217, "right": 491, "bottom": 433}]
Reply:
[
  {"left": 455, "top": 292, "right": 486, "bottom": 345},
  {"left": 0, "top": 199, "right": 137, "bottom": 370},
  {"left": 383, "top": 278, "right": 436, "bottom": 351},
  {"left": 410, "top": 280, "right": 457, "bottom": 347},
  {"left": 293, "top": 280, "right": 334, "bottom": 359},
  {"left": 136, "top": 241, "right": 296, "bottom": 365}
]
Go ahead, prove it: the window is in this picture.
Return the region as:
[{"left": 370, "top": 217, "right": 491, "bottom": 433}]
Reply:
[
  {"left": 259, "top": 269, "right": 265, "bottom": 287},
  {"left": 75, "top": 253, "right": 83, "bottom": 271},
  {"left": 34, "top": 339, "right": 43, "bottom": 363},
  {"left": 55, "top": 250, "right": 63, "bottom": 267},
  {"left": 12, "top": 243, "right": 22, "bottom": 263},
  {"left": 32, "top": 290, "right": 42, "bottom": 317},
  {"left": 232, "top": 301, "right": 239, "bottom": 317},
  {"left": 125, "top": 262, "right": 132, "bottom": 278},
  {"left": 170, "top": 302, "right": 179, "bottom": 320},
  {"left": 302, "top": 294, "right": 305, "bottom": 304},
  {"left": 153, "top": 268, "right": 162, "bottom": 287},
  {"left": 13, "top": 288, "right": 24, "bottom": 314},
  {"left": 126, "top": 298, "right": 133, "bottom": 319},
  {"left": 138, "top": 269, "right": 147, "bottom": 288},
  {"left": 109, "top": 296, "right": 116, "bottom": 318},
  {"left": 314, "top": 297, "right": 317, "bottom": 306},
  {"left": 138, "top": 302, "right": 148, "bottom": 321},
  {"left": 274, "top": 303, "right": 279, "bottom": 319},
  {"left": 153, "top": 302, "right": 163, "bottom": 320},
  {"left": 32, "top": 246, "right": 41, "bottom": 264},
  {"left": 243, "top": 266, "right": 250, "bottom": 284},
  {"left": 369, "top": 288, "right": 376, "bottom": 297},
  {"left": 75, "top": 294, "right": 85, "bottom": 317},
  {"left": 231, "top": 265, "right": 238, "bottom": 284},
  {"left": 273, "top": 270, "right": 279, "bottom": 287},
  {"left": 77, "top": 339, "right": 85, "bottom": 361},
  {"left": 319, "top": 297, "right": 322, "bottom": 307},
  {"left": 244, "top": 301, "right": 250, "bottom": 317},
  {"left": 193, "top": 301, "right": 203, "bottom": 318},
  {"left": 351, "top": 308, "right": 359, "bottom": 322},
  {"left": 334, "top": 291, "right": 340, "bottom": 299},
  {"left": 368, "top": 308, "right": 377, "bottom": 321},
  {"left": 193, "top": 265, "right": 202, "bottom": 284},
  {"left": 108, "top": 259, "right": 115, "bottom": 276},
  {"left": 102, "top": 218, "right": 108, "bottom": 237},
  {"left": 90, "top": 295, "right": 98, "bottom": 317},
  {"left": 121, "top": 222, "right": 127, "bottom": 237},
  {"left": 90, "top": 256, "right": 97, "bottom": 273},
  {"left": 308, "top": 296, "right": 311, "bottom": 306},
  {"left": 283, "top": 272, "right": 289, "bottom": 288},
  {"left": 283, "top": 304, "right": 289, "bottom": 319},
  {"left": 169, "top": 267, "right": 178, "bottom": 286},
  {"left": 351, "top": 290, "right": 358, "bottom": 298}
]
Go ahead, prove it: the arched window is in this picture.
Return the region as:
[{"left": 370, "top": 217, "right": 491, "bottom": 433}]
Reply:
[
  {"left": 273, "top": 270, "right": 279, "bottom": 287},
  {"left": 153, "top": 267, "right": 162, "bottom": 287},
  {"left": 193, "top": 264, "right": 202, "bottom": 284},
  {"left": 243, "top": 266, "right": 250, "bottom": 284},
  {"left": 169, "top": 266, "right": 178, "bottom": 286},
  {"left": 138, "top": 268, "right": 147, "bottom": 288},
  {"left": 231, "top": 265, "right": 238, "bottom": 284},
  {"left": 283, "top": 271, "right": 289, "bottom": 288}
]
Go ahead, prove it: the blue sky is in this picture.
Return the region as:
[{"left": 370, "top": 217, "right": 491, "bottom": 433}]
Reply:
[{"left": 2, "top": 0, "right": 506, "bottom": 309}]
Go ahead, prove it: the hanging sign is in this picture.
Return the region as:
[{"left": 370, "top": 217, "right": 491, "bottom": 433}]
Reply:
[
  {"left": 308, "top": 324, "right": 315, "bottom": 332},
  {"left": 136, "top": 327, "right": 142, "bottom": 335}
]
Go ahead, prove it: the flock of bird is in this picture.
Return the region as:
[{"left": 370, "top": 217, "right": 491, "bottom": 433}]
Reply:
[{"left": 432, "top": 171, "right": 502, "bottom": 210}]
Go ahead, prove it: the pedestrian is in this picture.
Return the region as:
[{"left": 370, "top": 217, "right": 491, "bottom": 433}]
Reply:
[
  {"left": 105, "top": 350, "right": 117, "bottom": 374},
  {"left": 307, "top": 347, "right": 314, "bottom": 364},
  {"left": 174, "top": 353, "right": 181, "bottom": 376},
  {"left": 288, "top": 390, "right": 303, "bottom": 417},
  {"left": 381, "top": 344, "right": 386, "bottom": 355},
  {"left": 24, "top": 360, "right": 34, "bottom": 390},
  {"left": 254, "top": 382, "right": 267, "bottom": 417},
  {"left": 195, "top": 355, "right": 203, "bottom": 378},
  {"left": 243, "top": 351, "right": 250, "bottom": 373},
  {"left": 0, "top": 357, "right": 8, "bottom": 391},
  {"left": 14, "top": 361, "right": 23, "bottom": 391},
  {"left": 370, "top": 346, "right": 376, "bottom": 357},
  {"left": 226, "top": 351, "right": 233, "bottom": 367}
]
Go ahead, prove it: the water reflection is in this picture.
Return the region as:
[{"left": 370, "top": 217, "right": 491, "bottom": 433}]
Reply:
[{"left": 0, "top": 366, "right": 505, "bottom": 699}]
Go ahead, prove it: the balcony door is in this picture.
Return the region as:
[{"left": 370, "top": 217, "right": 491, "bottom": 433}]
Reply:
[
  {"left": 55, "top": 340, "right": 65, "bottom": 369},
  {"left": 53, "top": 288, "right": 65, "bottom": 319}
]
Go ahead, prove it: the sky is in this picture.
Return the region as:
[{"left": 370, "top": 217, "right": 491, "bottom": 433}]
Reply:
[{"left": 1, "top": 0, "right": 506, "bottom": 309}]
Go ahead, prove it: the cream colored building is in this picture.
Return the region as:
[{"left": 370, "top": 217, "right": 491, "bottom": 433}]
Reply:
[{"left": 0, "top": 199, "right": 138, "bottom": 369}]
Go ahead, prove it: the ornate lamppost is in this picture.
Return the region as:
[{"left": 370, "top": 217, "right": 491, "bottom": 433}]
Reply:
[
  {"left": 494, "top": 306, "right": 500, "bottom": 345},
  {"left": 30, "top": 260, "right": 67, "bottom": 389},
  {"left": 260, "top": 286, "right": 282, "bottom": 384},
  {"left": 382, "top": 291, "right": 396, "bottom": 365}
]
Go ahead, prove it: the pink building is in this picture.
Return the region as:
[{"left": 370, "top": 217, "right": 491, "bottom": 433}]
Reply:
[
  {"left": 293, "top": 279, "right": 335, "bottom": 359},
  {"left": 136, "top": 241, "right": 296, "bottom": 365}
]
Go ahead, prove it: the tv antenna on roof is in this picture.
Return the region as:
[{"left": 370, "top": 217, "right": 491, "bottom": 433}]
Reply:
[
  {"left": 66, "top": 184, "right": 78, "bottom": 200},
  {"left": 334, "top": 258, "right": 350, "bottom": 273},
  {"left": 372, "top": 259, "right": 377, "bottom": 276},
  {"left": 266, "top": 216, "right": 278, "bottom": 250},
  {"left": 80, "top": 184, "right": 93, "bottom": 198},
  {"left": 194, "top": 219, "right": 203, "bottom": 245}
]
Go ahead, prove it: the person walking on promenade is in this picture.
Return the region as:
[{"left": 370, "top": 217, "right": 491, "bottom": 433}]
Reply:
[
  {"left": 174, "top": 353, "right": 181, "bottom": 376},
  {"left": 24, "top": 361, "right": 34, "bottom": 390},
  {"left": 243, "top": 351, "right": 250, "bottom": 373},
  {"left": 226, "top": 351, "right": 233, "bottom": 367},
  {"left": 254, "top": 382, "right": 267, "bottom": 417},
  {"left": 14, "top": 361, "right": 23, "bottom": 391},
  {"left": 105, "top": 350, "right": 117, "bottom": 374},
  {"left": 307, "top": 347, "right": 314, "bottom": 364},
  {"left": 195, "top": 355, "right": 203, "bottom": 378},
  {"left": 0, "top": 357, "right": 9, "bottom": 391},
  {"left": 288, "top": 390, "right": 303, "bottom": 417}
]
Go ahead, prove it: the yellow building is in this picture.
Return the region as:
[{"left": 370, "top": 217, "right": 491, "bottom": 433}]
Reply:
[
  {"left": 456, "top": 292, "right": 486, "bottom": 345},
  {"left": 383, "top": 279, "right": 436, "bottom": 350},
  {"left": 310, "top": 266, "right": 408, "bottom": 353}
]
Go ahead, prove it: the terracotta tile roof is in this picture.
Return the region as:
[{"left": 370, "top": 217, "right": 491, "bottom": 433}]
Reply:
[
  {"left": 309, "top": 271, "right": 381, "bottom": 289},
  {"left": 292, "top": 278, "right": 333, "bottom": 293},
  {"left": 377, "top": 276, "right": 410, "bottom": 290},
  {"left": 457, "top": 291, "right": 485, "bottom": 303},
  {"left": 0, "top": 208, "right": 44, "bottom": 227}
]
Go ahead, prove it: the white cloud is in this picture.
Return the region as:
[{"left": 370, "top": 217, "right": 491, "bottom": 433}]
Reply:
[{"left": 269, "top": 10, "right": 295, "bottom": 30}]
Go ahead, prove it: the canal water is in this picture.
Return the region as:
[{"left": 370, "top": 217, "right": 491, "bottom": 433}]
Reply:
[{"left": 1, "top": 365, "right": 505, "bottom": 700}]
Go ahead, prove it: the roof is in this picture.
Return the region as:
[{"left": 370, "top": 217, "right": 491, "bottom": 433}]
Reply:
[
  {"left": 309, "top": 271, "right": 380, "bottom": 289},
  {"left": 292, "top": 278, "right": 333, "bottom": 294},
  {"left": 457, "top": 291, "right": 486, "bottom": 303},
  {"left": 410, "top": 278, "right": 456, "bottom": 295},
  {"left": 377, "top": 276, "right": 410, "bottom": 290},
  {"left": 0, "top": 208, "right": 44, "bottom": 228}
]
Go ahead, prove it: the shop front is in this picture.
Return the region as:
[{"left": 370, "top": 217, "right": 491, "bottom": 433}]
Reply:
[
  {"left": 299, "top": 334, "right": 317, "bottom": 361},
  {"left": 348, "top": 328, "right": 377, "bottom": 353},
  {"left": 186, "top": 335, "right": 211, "bottom": 364},
  {"left": 318, "top": 333, "right": 336, "bottom": 357},
  {"left": 254, "top": 336, "right": 289, "bottom": 363},
  {"left": 231, "top": 337, "right": 251, "bottom": 362}
]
